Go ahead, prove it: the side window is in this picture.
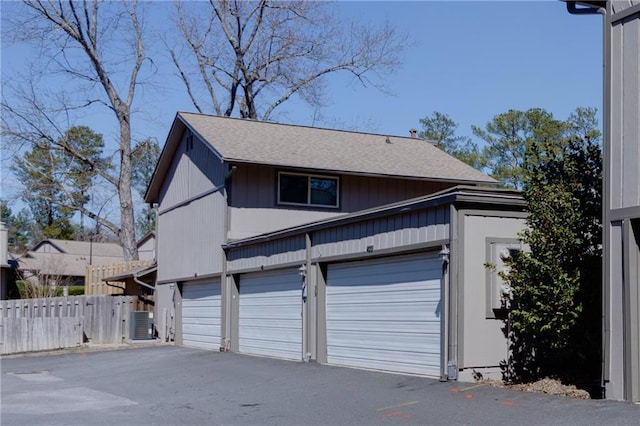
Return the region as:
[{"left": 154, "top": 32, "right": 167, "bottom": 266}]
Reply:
[
  {"left": 278, "top": 172, "right": 339, "bottom": 208},
  {"left": 486, "top": 240, "right": 522, "bottom": 319}
]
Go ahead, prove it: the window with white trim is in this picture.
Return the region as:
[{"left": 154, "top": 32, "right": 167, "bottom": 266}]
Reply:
[{"left": 278, "top": 172, "right": 339, "bottom": 208}]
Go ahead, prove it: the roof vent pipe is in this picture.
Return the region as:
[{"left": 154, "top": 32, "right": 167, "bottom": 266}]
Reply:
[{"left": 409, "top": 129, "right": 417, "bottom": 138}]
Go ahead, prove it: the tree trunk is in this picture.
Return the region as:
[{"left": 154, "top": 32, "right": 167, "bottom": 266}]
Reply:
[{"left": 118, "top": 116, "right": 138, "bottom": 262}]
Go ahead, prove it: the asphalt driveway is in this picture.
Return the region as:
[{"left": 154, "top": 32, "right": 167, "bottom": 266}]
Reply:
[{"left": 1, "top": 344, "right": 638, "bottom": 425}]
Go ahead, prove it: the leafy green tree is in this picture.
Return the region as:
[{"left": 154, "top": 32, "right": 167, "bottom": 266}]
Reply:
[
  {"left": 472, "top": 108, "right": 566, "bottom": 189},
  {"left": 58, "top": 126, "right": 108, "bottom": 240},
  {"left": 12, "top": 141, "right": 76, "bottom": 241},
  {"left": 131, "top": 138, "right": 160, "bottom": 237},
  {"left": 0, "top": 200, "right": 31, "bottom": 252},
  {"left": 418, "top": 111, "right": 485, "bottom": 169},
  {"left": 502, "top": 108, "right": 602, "bottom": 394}
]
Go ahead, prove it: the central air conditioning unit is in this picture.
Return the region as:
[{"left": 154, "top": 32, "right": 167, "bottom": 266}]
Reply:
[{"left": 130, "top": 311, "right": 154, "bottom": 340}]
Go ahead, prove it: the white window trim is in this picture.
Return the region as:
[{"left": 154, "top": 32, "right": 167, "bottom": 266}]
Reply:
[{"left": 277, "top": 171, "right": 340, "bottom": 208}]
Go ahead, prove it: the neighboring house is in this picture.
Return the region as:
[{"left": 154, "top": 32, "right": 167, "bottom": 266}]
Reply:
[
  {"left": 16, "top": 239, "right": 124, "bottom": 288},
  {"left": 145, "top": 112, "right": 526, "bottom": 380},
  {"left": 84, "top": 232, "right": 157, "bottom": 299},
  {"left": 0, "top": 222, "right": 17, "bottom": 300},
  {"left": 136, "top": 231, "right": 156, "bottom": 261}
]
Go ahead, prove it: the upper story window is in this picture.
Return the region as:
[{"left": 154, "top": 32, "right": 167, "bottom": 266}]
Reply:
[{"left": 278, "top": 172, "right": 339, "bottom": 208}]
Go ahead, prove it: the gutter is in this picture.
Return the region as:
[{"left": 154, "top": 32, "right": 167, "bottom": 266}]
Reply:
[{"left": 566, "top": 1, "right": 605, "bottom": 15}]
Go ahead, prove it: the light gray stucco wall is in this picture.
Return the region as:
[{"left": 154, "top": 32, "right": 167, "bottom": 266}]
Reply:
[{"left": 458, "top": 213, "right": 526, "bottom": 375}]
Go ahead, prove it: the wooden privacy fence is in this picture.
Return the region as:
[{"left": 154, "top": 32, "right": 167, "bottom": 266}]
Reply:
[
  {"left": 85, "top": 260, "right": 153, "bottom": 295},
  {"left": 0, "top": 295, "right": 137, "bottom": 355}
]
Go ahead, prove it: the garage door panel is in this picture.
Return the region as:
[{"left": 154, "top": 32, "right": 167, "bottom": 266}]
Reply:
[
  {"left": 329, "top": 260, "right": 440, "bottom": 286},
  {"left": 327, "top": 319, "right": 441, "bottom": 333},
  {"left": 240, "top": 341, "right": 301, "bottom": 359},
  {"left": 329, "top": 349, "right": 440, "bottom": 376},
  {"left": 326, "top": 254, "right": 441, "bottom": 377},
  {"left": 239, "top": 269, "right": 302, "bottom": 361},
  {"left": 240, "top": 294, "right": 300, "bottom": 306},
  {"left": 183, "top": 307, "right": 220, "bottom": 318},
  {"left": 327, "top": 330, "right": 439, "bottom": 351},
  {"left": 182, "top": 280, "right": 221, "bottom": 351},
  {"left": 328, "top": 303, "right": 439, "bottom": 321}
]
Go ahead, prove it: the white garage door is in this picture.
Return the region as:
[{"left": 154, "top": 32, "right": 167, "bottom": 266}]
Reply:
[
  {"left": 182, "top": 280, "right": 221, "bottom": 350},
  {"left": 326, "top": 253, "right": 442, "bottom": 377},
  {"left": 239, "top": 269, "right": 302, "bottom": 361}
]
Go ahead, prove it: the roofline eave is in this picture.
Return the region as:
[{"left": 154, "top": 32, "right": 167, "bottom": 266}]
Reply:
[{"left": 224, "top": 158, "right": 497, "bottom": 186}]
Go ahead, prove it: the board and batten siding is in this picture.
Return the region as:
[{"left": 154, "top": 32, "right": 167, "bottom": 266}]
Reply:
[
  {"left": 312, "top": 205, "right": 449, "bottom": 259},
  {"left": 158, "top": 195, "right": 226, "bottom": 281},
  {"left": 226, "top": 235, "right": 307, "bottom": 272},
  {"left": 227, "top": 164, "right": 452, "bottom": 240},
  {"left": 604, "top": 0, "right": 640, "bottom": 402},
  {"left": 156, "top": 131, "right": 229, "bottom": 282},
  {"left": 158, "top": 131, "right": 227, "bottom": 207},
  {"left": 610, "top": 6, "right": 640, "bottom": 210}
]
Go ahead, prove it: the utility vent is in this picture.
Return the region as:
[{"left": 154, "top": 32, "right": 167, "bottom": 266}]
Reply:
[{"left": 130, "top": 311, "right": 154, "bottom": 340}]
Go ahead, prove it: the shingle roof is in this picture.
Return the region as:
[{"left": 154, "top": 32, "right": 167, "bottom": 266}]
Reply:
[
  {"left": 32, "top": 239, "right": 124, "bottom": 258},
  {"left": 18, "top": 239, "right": 125, "bottom": 278},
  {"left": 17, "top": 252, "right": 125, "bottom": 277},
  {"left": 145, "top": 112, "right": 497, "bottom": 202},
  {"left": 178, "top": 112, "right": 495, "bottom": 184}
]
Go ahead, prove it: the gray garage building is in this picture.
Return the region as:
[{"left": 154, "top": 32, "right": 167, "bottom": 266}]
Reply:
[
  {"left": 217, "top": 186, "right": 525, "bottom": 381},
  {"left": 146, "top": 113, "right": 526, "bottom": 382}
]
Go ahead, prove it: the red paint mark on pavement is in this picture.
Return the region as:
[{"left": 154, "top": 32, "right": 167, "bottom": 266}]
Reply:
[
  {"left": 465, "top": 394, "right": 474, "bottom": 399},
  {"left": 450, "top": 388, "right": 459, "bottom": 393},
  {"left": 500, "top": 401, "right": 514, "bottom": 406},
  {"left": 384, "top": 411, "right": 402, "bottom": 418}
]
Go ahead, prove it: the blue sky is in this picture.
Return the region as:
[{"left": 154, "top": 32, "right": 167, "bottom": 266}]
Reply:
[
  {"left": 1, "top": 1, "right": 603, "bottom": 208},
  {"left": 311, "top": 1, "right": 603, "bottom": 138}
]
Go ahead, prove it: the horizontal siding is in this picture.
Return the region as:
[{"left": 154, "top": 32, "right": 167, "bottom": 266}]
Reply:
[
  {"left": 227, "top": 235, "right": 306, "bottom": 272},
  {"left": 182, "top": 280, "right": 221, "bottom": 350},
  {"left": 157, "top": 193, "right": 226, "bottom": 282},
  {"left": 312, "top": 206, "right": 449, "bottom": 259},
  {"left": 611, "top": 14, "right": 640, "bottom": 210},
  {"left": 326, "top": 254, "right": 442, "bottom": 376},
  {"left": 238, "top": 269, "right": 302, "bottom": 360}
]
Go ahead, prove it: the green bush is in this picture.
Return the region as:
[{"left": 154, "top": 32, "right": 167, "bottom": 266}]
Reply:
[{"left": 67, "top": 286, "right": 85, "bottom": 296}]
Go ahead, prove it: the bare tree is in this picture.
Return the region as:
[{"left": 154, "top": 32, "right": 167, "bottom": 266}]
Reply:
[
  {"left": 1, "top": 1, "right": 152, "bottom": 261},
  {"left": 17, "top": 255, "right": 76, "bottom": 298},
  {"left": 170, "top": 0, "right": 406, "bottom": 121}
]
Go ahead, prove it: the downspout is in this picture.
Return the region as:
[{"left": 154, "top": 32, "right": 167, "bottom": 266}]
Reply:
[
  {"left": 222, "top": 164, "right": 237, "bottom": 351},
  {"left": 105, "top": 281, "right": 125, "bottom": 292},
  {"left": 440, "top": 244, "right": 451, "bottom": 381},
  {"left": 133, "top": 274, "right": 156, "bottom": 292}
]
